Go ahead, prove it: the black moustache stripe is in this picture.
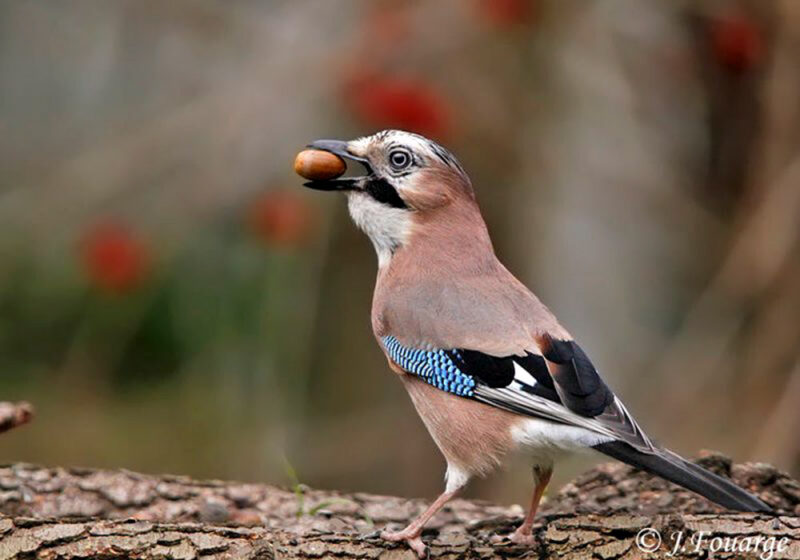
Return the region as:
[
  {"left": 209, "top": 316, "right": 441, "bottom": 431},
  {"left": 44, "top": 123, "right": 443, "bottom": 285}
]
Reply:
[{"left": 365, "top": 178, "right": 408, "bottom": 209}]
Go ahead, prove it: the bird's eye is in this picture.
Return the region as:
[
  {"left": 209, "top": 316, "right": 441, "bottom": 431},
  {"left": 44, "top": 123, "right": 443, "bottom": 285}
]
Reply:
[{"left": 389, "top": 149, "right": 412, "bottom": 170}]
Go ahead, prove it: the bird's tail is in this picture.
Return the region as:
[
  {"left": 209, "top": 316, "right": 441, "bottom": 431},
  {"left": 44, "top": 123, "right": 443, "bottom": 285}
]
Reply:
[{"left": 593, "top": 441, "right": 772, "bottom": 513}]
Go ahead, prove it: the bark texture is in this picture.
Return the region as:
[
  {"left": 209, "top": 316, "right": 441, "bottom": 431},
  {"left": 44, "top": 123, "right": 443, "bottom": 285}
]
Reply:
[{"left": 0, "top": 453, "right": 797, "bottom": 559}]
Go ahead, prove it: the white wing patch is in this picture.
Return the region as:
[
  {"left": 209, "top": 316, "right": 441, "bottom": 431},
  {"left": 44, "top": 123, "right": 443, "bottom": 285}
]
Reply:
[{"left": 512, "top": 360, "right": 539, "bottom": 389}]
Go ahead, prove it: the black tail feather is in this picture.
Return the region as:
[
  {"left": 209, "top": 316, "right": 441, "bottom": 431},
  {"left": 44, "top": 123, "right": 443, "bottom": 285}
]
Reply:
[{"left": 594, "top": 441, "right": 772, "bottom": 513}]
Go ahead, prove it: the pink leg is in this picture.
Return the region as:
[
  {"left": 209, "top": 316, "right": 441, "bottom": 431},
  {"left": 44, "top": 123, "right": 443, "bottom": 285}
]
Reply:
[
  {"left": 381, "top": 489, "right": 459, "bottom": 558},
  {"left": 510, "top": 465, "right": 552, "bottom": 545}
]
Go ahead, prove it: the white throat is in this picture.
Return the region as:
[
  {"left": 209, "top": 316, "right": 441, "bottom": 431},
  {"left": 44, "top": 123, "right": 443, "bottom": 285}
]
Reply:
[{"left": 347, "top": 192, "right": 412, "bottom": 267}]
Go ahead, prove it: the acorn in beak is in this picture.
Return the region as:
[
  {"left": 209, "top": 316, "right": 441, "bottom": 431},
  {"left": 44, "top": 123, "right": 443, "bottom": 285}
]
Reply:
[{"left": 295, "top": 140, "right": 373, "bottom": 191}]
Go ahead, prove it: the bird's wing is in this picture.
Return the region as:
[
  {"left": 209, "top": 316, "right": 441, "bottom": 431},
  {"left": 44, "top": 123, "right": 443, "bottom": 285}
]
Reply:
[
  {"left": 381, "top": 334, "right": 656, "bottom": 454},
  {"left": 382, "top": 334, "right": 774, "bottom": 512}
]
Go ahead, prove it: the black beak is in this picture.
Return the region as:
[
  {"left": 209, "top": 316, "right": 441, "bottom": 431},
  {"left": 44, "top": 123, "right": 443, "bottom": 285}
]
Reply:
[{"left": 303, "top": 139, "right": 373, "bottom": 192}]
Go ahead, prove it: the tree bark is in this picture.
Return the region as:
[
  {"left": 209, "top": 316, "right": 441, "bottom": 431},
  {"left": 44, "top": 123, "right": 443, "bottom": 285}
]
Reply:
[{"left": 0, "top": 454, "right": 797, "bottom": 559}]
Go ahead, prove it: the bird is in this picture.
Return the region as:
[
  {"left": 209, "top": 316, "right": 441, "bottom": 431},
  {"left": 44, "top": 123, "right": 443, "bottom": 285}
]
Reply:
[{"left": 300, "top": 129, "right": 771, "bottom": 557}]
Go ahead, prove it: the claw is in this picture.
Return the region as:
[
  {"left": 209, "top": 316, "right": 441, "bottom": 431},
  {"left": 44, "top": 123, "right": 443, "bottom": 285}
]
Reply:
[
  {"left": 381, "top": 529, "right": 428, "bottom": 558},
  {"left": 509, "top": 529, "right": 537, "bottom": 546}
]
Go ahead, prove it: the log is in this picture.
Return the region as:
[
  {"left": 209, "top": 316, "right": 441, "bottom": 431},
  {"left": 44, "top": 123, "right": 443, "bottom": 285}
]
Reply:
[{"left": 0, "top": 454, "right": 797, "bottom": 559}]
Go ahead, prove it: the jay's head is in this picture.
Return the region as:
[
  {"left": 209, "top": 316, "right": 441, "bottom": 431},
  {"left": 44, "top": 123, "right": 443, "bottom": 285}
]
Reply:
[{"left": 304, "top": 130, "right": 477, "bottom": 266}]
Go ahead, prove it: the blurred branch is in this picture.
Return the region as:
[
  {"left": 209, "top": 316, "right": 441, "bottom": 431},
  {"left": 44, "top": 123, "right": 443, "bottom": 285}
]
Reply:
[
  {"left": 754, "top": 359, "right": 800, "bottom": 467},
  {"left": 651, "top": 0, "right": 800, "bottom": 431},
  {"left": 653, "top": 153, "right": 800, "bottom": 389},
  {"left": 0, "top": 401, "right": 33, "bottom": 434}
]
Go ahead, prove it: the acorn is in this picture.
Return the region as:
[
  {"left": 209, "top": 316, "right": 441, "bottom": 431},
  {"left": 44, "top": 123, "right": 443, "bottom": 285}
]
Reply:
[{"left": 294, "top": 149, "right": 346, "bottom": 181}]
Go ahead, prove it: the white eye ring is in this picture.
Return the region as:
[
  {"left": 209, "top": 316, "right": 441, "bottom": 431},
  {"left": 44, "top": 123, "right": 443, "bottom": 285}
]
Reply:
[{"left": 389, "top": 149, "right": 412, "bottom": 170}]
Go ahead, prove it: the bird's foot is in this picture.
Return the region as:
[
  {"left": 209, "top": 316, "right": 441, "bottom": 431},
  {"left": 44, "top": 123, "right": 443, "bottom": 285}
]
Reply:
[
  {"left": 509, "top": 527, "right": 537, "bottom": 546},
  {"left": 381, "top": 529, "right": 427, "bottom": 558}
]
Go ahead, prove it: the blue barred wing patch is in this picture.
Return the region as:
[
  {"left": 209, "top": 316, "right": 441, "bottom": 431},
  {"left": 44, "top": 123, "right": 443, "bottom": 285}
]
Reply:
[{"left": 382, "top": 336, "right": 476, "bottom": 397}]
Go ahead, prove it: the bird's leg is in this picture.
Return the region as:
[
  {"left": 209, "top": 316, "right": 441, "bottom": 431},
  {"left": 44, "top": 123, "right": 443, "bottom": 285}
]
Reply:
[
  {"left": 510, "top": 465, "right": 552, "bottom": 546},
  {"left": 381, "top": 488, "right": 460, "bottom": 558}
]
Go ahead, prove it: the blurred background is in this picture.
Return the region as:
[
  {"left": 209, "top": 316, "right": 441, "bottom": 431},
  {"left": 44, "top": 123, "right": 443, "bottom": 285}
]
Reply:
[{"left": 1, "top": 0, "right": 798, "bottom": 506}]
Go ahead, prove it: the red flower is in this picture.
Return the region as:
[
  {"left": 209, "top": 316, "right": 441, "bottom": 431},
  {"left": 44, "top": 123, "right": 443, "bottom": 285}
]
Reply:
[
  {"left": 248, "top": 190, "right": 314, "bottom": 248},
  {"left": 81, "top": 222, "right": 149, "bottom": 294},
  {"left": 477, "top": 0, "right": 535, "bottom": 28},
  {"left": 710, "top": 13, "right": 763, "bottom": 74},
  {"left": 345, "top": 74, "right": 451, "bottom": 139}
]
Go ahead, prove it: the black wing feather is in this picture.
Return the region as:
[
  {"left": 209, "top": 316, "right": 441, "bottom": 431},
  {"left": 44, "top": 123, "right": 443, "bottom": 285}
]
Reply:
[
  {"left": 446, "top": 349, "right": 515, "bottom": 387},
  {"left": 448, "top": 349, "right": 560, "bottom": 400},
  {"left": 541, "top": 336, "right": 614, "bottom": 417},
  {"left": 451, "top": 337, "right": 613, "bottom": 418}
]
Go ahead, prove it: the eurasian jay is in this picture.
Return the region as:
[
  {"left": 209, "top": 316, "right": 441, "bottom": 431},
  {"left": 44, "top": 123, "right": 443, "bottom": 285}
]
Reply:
[{"left": 301, "top": 130, "right": 770, "bottom": 557}]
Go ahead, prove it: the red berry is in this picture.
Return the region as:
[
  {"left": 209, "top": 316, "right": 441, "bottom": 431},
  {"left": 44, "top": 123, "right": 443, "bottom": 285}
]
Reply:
[
  {"left": 477, "top": 0, "right": 535, "bottom": 28},
  {"left": 248, "top": 190, "right": 314, "bottom": 248},
  {"left": 711, "top": 13, "right": 763, "bottom": 73},
  {"left": 345, "top": 74, "right": 450, "bottom": 139},
  {"left": 81, "top": 222, "right": 149, "bottom": 294}
]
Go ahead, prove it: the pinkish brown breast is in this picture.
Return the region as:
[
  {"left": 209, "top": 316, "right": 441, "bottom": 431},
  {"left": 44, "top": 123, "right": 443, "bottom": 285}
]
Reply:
[{"left": 399, "top": 373, "right": 520, "bottom": 477}]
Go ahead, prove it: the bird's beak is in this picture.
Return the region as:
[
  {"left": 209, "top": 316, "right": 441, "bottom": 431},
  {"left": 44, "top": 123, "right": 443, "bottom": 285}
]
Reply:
[{"left": 303, "top": 139, "right": 373, "bottom": 192}]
